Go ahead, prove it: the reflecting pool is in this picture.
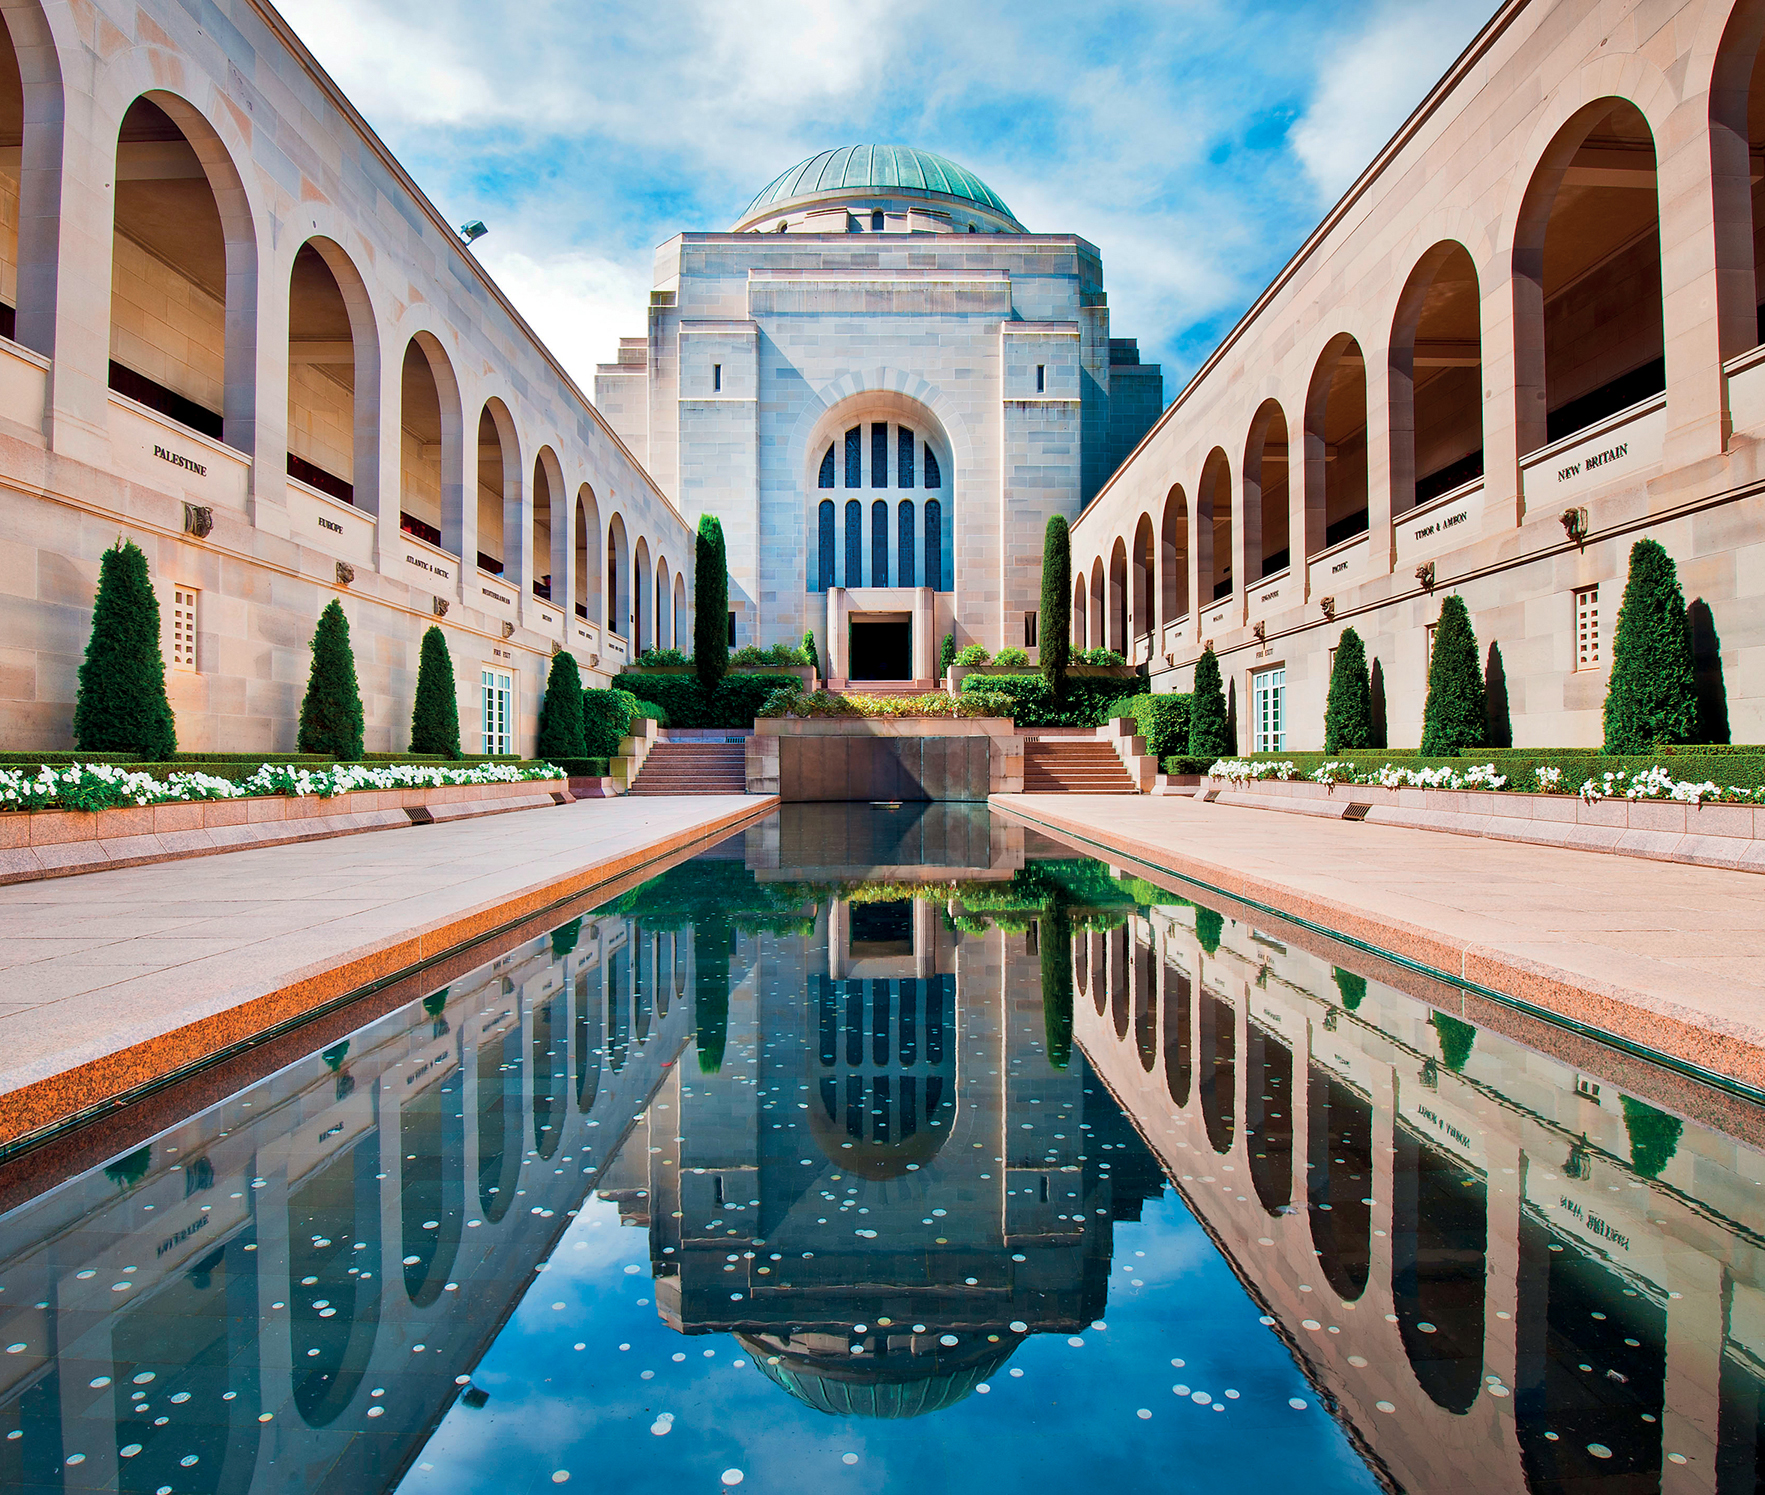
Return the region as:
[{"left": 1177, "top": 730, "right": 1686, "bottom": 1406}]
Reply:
[{"left": 1, "top": 804, "right": 1761, "bottom": 1493}]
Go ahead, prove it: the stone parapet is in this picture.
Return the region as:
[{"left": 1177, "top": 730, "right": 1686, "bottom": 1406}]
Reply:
[{"left": 749, "top": 716, "right": 1020, "bottom": 800}]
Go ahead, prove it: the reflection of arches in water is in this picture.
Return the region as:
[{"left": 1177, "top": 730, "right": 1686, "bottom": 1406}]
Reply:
[
  {"left": 1073, "top": 930, "right": 1089, "bottom": 1001},
  {"left": 1163, "top": 958, "right": 1192, "bottom": 1106},
  {"left": 1132, "top": 934, "right": 1156, "bottom": 1072},
  {"left": 534, "top": 988, "right": 565, "bottom": 1158},
  {"left": 289, "top": 1135, "right": 382, "bottom": 1426},
  {"left": 1307, "top": 1066, "right": 1372, "bottom": 1300},
  {"left": 1718, "top": 1326, "right": 1765, "bottom": 1488},
  {"left": 402, "top": 1064, "right": 464, "bottom": 1306},
  {"left": 477, "top": 1017, "right": 523, "bottom": 1221},
  {"left": 656, "top": 932, "right": 673, "bottom": 1018},
  {"left": 1246, "top": 1018, "right": 1293, "bottom": 1215},
  {"left": 1110, "top": 926, "right": 1130, "bottom": 1041},
  {"left": 635, "top": 932, "right": 654, "bottom": 1042},
  {"left": 1090, "top": 931, "right": 1108, "bottom": 1017},
  {"left": 1516, "top": 1214, "right": 1665, "bottom": 1488},
  {"left": 575, "top": 966, "right": 603, "bottom": 1112},
  {"left": 112, "top": 1233, "right": 260, "bottom": 1492},
  {"left": 673, "top": 934, "right": 687, "bottom": 1008},
  {"left": 1197, "top": 987, "right": 1236, "bottom": 1155},
  {"left": 607, "top": 945, "right": 630, "bottom": 1072},
  {"left": 1392, "top": 1122, "right": 1487, "bottom": 1414},
  {"left": 812, "top": 975, "right": 955, "bottom": 1179}
]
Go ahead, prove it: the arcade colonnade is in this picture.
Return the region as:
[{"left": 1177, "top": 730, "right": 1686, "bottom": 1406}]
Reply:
[
  {"left": 1074, "top": 0, "right": 1765, "bottom": 750},
  {"left": 0, "top": 0, "right": 691, "bottom": 752}
]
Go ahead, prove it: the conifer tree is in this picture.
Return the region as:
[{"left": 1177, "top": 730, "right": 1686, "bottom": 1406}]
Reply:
[
  {"left": 1323, "top": 626, "right": 1372, "bottom": 755},
  {"left": 1188, "top": 644, "right": 1230, "bottom": 759},
  {"left": 1603, "top": 538, "right": 1697, "bottom": 753},
  {"left": 537, "top": 649, "right": 587, "bottom": 760},
  {"left": 1040, "top": 514, "right": 1072, "bottom": 694},
  {"left": 940, "top": 632, "right": 957, "bottom": 675},
  {"left": 73, "top": 539, "right": 178, "bottom": 758},
  {"left": 297, "top": 599, "right": 365, "bottom": 760},
  {"left": 1420, "top": 594, "right": 1484, "bottom": 756},
  {"left": 801, "top": 630, "right": 820, "bottom": 678},
  {"left": 694, "top": 514, "right": 729, "bottom": 691},
  {"left": 409, "top": 626, "right": 461, "bottom": 759}
]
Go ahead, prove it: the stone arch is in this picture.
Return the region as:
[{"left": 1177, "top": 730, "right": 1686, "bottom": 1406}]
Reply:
[
  {"left": 398, "top": 329, "right": 463, "bottom": 558},
  {"left": 1304, "top": 336, "right": 1369, "bottom": 561},
  {"left": 287, "top": 236, "right": 383, "bottom": 515},
  {"left": 0, "top": 2, "right": 65, "bottom": 361},
  {"left": 532, "top": 445, "right": 566, "bottom": 605},
  {"left": 673, "top": 571, "right": 687, "bottom": 649},
  {"left": 1072, "top": 574, "right": 1087, "bottom": 649},
  {"left": 1130, "top": 512, "right": 1155, "bottom": 649},
  {"left": 1160, "top": 485, "right": 1189, "bottom": 627},
  {"left": 633, "top": 535, "right": 653, "bottom": 653},
  {"left": 1197, "top": 448, "right": 1233, "bottom": 605},
  {"left": 606, "top": 511, "right": 630, "bottom": 640},
  {"left": 475, "top": 396, "right": 522, "bottom": 581},
  {"left": 655, "top": 554, "right": 672, "bottom": 649},
  {"left": 1243, "top": 398, "right": 1292, "bottom": 581},
  {"left": 1107, "top": 537, "right": 1128, "bottom": 656},
  {"left": 1088, "top": 556, "right": 1106, "bottom": 653},
  {"left": 1707, "top": 0, "right": 1765, "bottom": 361},
  {"left": 1389, "top": 241, "right": 1483, "bottom": 517}
]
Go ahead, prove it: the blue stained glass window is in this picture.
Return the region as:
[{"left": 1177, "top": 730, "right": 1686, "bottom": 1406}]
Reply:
[
  {"left": 817, "top": 500, "right": 835, "bottom": 592},
  {"left": 845, "top": 500, "right": 862, "bottom": 587},
  {"left": 872, "top": 424, "right": 888, "bottom": 488},
  {"left": 898, "top": 501, "right": 916, "bottom": 588},
  {"left": 898, "top": 427, "right": 914, "bottom": 488},
  {"left": 871, "top": 501, "right": 889, "bottom": 587},
  {"left": 845, "top": 427, "right": 861, "bottom": 488},
  {"left": 818, "top": 444, "right": 835, "bottom": 488},
  {"left": 925, "top": 445, "right": 942, "bottom": 489},
  {"left": 925, "top": 499, "right": 943, "bottom": 591}
]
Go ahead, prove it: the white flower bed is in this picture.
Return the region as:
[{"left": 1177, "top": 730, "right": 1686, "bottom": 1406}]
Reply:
[
  {"left": 1205, "top": 758, "right": 1764, "bottom": 805},
  {"left": 0, "top": 760, "right": 563, "bottom": 813}
]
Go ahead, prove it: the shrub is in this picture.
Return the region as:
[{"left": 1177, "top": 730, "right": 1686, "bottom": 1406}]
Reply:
[
  {"left": 582, "top": 687, "right": 643, "bottom": 757},
  {"left": 1195, "top": 906, "right": 1223, "bottom": 955},
  {"left": 627, "top": 697, "right": 669, "bottom": 726},
  {"left": 1189, "top": 645, "right": 1230, "bottom": 759},
  {"left": 694, "top": 514, "right": 729, "bottom": 691},
  {"left": 1431, "top": 1012, "right": 1476, "bottom": 1073},
  {"left": 74, "top": 539, "right": 178, "bottom": 758},
  {"left": 802, "top": 631, "right": 820, "bottom": 677},
  {"left": 1604, "top": 538, "right": 1698, "bottom": 753},
  {"left": 731, "top": 643, "right": 809, "bottom": 667},
  {"left": 1323, "top": 626, "right": 1372, "bottom": 755},
  {"left": 537, "top": 650, "right": 587, "bottom": 759},
  {"left": 297, "top": 600, "right": 365, "bottom": 761},
  {"left": 1076, "top": 647, "right": 1127, "bottom": 666},
  {"left": 954, "top": 644, "right": 991, "bottom": 667},
  {"left": 994, "top": 646, "right": 1030, "bottom": 668},
  {"left": 1333, "top": 968, "right": 1367, "bottom": 1012},
  {"left": 613, "top": 670, "right": 781, "bottom": 729},
  {"left": 957, "top": 672, "right": 1141, "bottom": 727},
  {"left": 1123, "top": 693, "right": 1192, "bottom": 757},
  {"left": 409, "top": 626, "right": 461, "bottom": 759},
  {"left": 1041, "top": 514, "right": 1072, "bottom": 694},
  {"left": 635, "top": 646, "right": 690, "bottom": 667},
  {"left": 1420, "top": 594, "right": 1485, "bottom": 756},
  {"left": 940, "top": 633, "right": 956, "bottom": 673}
]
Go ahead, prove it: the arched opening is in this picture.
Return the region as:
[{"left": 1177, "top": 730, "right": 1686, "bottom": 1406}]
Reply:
[
  {"left": 1390, "top": 243, "right": 1483, "bottom": 515},
  {"left": 399, "top": 335, "right": 457, "bottom": 554},
  {"left": 109, "top": 95, "right": 255, "bottom": 449},
  {"left": 1107, "top": 538, "right": 1128, "bottom": 656},
  {"left": 476, "top": 1011, "right": 523, "bottom": 1222},
  {"left": 288, "top": 1135, "right": 382, "bottom": 1426},
  {"left": 806, "top": 400, "right": 951, "bottom": 591},
  {"left": 1198, "top": 449, "right": 1232, "bottom": 603},
  {"left": 1197, "top": 987, "right": 1235, "bottom": 1155},
  {"left": 1160, "top": 486, "right": 1189, "bottom": 627},
  {"left": 0, "top": 10, "right": 63, "bottom": 358},
  {"left": 1089, "top": 558, "right": 1106, "bottom": 652},
  {"left": 844, "top": 498, "right": 863, "bottom": 587},
  {"left": 606, "top": 513, "right": 629, "bottom": 640},
  {"left": 0, "top": 25, "right": 22, "bottom": 338},
  {"left": 575, "top": 486, "right": 602, "bottom": 624},
  {"left": 655, "top": 557, "right": 671, "bottom": 649},
  {"left": 1162, "top": 953, "right": 1192, "bottom": 1107},
  {"left": 1304, "top": 337, "right": 1369, "bottom": 556},
  {"left": 1392, "top": 1121, "right": 1487, "bottom": 1413},
  {"left": 1131, "top": 514, "right": 1155, "bottom": 654},
  {"left": 532, "top": 450, "right": 561, "bottom": 602},
  {"left": 400, "top": 1061, "right": 463, "bottom": 1308},
  {"left": 287, "top": 241, "right": 378, "bottom": 511},
  {"left": 924, "top": 498, "right": 944, "bottom": 592},
  {"left": 1245, "top": 1017, "right": 1293, "bottom": 1214},
  {"left": 871, "top": 499, "right": 890, "bottom": 586},
  {"left": 1515, "top": 99, "right": 1663, "bottom": 454},
  {"left": 1244, "top": 400, "right": 1291, "bottom": 579},
  {"left": 673, "top": 572, "right": 687, "bottom": 650},
  {"left": 476, "top": 401, "right": 518, "bottom": 577},
  {"left": 1307, "top": 1061, "right": 1372, "bottom": 1301},
  {"left": 1072, "top": 575, "right": 1088, "bottom": 649},
  {"left": 633, "top": 537, "right": 652, "bottom": 653},
  {"left": 816, "top": 499, "right": 835, "bottom": 592}
]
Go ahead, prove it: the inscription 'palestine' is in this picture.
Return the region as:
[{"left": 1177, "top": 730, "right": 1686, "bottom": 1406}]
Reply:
[
  {"left": 153, "top": 444, "right": 206, "bottom": 477},
  {"left": 1559, "top": 442, "right": 1628, "bottom": 483}
]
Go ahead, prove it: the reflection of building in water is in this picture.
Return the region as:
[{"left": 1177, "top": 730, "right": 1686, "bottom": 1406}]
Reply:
[
  {"left": 0, "top": 911, "right": 694, "bottom": 1492},
  {"left": 597, "top": 863, "right": 1161, "bottom": 1418},
  {"left": 1070, "top": 897, "right": 1765, "bottom": 1493}
]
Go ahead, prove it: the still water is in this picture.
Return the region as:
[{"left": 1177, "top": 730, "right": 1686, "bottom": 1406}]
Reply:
[{"left": 1, "top": 804, "right": 1761, "bottom": 1494}]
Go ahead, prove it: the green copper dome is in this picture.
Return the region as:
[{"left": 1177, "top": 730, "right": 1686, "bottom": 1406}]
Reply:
[{"left": 735, "top": 146, "right": 1022, "bottom": 230}]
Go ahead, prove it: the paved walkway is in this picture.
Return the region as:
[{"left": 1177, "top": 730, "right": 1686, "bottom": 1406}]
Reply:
[
  {"left": 996, "top": 793, "right": 1765, "bottom": 1093},
  {"left": 0, "top": 795, "right": 771, "bottom": 1144}
]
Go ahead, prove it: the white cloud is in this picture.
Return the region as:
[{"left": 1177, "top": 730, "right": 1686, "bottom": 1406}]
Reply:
[{"left": 471, "top": 245, "right": 652, "bottom": 392}]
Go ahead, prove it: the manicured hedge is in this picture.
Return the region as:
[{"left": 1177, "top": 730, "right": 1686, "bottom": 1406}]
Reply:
[
  {"left": 613, "top": 671, "right": 782, "bottom": 729},
  {"left": 957, "top": 672, "right": 1143, "bottom": 728},
  {"left": 583, "top": 687, "right": 644, "bottom": 757},
  {"left": 545, "top": 757, "right": 612, "bottom": 778},
  {"left": 1121, "top": 693, "right": 1192, "bottom": 757},
  {"left": 1186, "top": 747, "right": 1765, "bottom": 790}
]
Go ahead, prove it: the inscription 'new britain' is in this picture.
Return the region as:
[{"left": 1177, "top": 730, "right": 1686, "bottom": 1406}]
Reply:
[
  {"left": 153, "top": 444, "right": 206, "bottom": 477},
  {"left": 1558, "top": 441, "right": 1628, "bottom": 484}
]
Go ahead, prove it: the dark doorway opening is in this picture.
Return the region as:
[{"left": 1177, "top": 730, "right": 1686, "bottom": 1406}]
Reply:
[
  {"left": 850, "top": 620, "right": 912, "bottom": 680},
  {"left": 851, "top": 900, "right": 913, "bottom": 957}
]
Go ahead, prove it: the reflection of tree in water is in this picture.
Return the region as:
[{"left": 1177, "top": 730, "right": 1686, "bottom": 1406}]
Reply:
[
  {"left": 1619, "top": 1095, "right": 1682, "bottom": 1180},
  {"left": 1430, "top": 1012, "right": 1476, "bottom": 1073}
]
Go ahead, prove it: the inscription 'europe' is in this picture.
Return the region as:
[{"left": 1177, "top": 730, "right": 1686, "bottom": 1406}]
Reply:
[
  {"left": 1558, "top": 441, "right": 1628, "bottom": 484},
  {"left": 318, "top": 516, "right": 343, "bottom": 534},
  {"left": 153, "top": 444, "right": 206, "bottom": 477}
]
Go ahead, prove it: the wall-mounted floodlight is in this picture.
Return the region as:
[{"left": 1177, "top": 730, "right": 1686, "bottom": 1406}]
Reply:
[{"left": 459, "top": 220, "right": 488, "bottom": 245}]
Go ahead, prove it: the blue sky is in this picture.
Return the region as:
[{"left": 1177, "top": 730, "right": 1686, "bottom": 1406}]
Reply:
[{"left": 275, "top": 0, "right": 1498, "bottom": 402}]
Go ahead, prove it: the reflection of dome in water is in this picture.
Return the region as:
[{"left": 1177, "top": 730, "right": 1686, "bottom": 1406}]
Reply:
[{"left": 737, "top": 1333, "right": 1018, "bottom": 1419}]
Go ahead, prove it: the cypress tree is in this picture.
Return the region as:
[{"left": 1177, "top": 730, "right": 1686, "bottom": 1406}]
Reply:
[
  {"left": 73, "top": 539, "right": 178, "bottom": 758},
  {"left": 537, "top": 649, "right": 587, "bottom": 760},
  {"left": 409, "top": 626, "right": 461, "bottom": 759},
  {"left": 297, "top": 599, "right": 365, "bottom": 760},
  {"left": 1188, "top": 644, "right": 1230, "bottom": 759},
  {"left": 1040, "top": 513, "right": 1072, "bottom": 694},
  {"left": 801, "top": 630, "right": 820, "bottom": 678},
  {"left": 940, "top": 632, "right": 956, "bottom": 674},
  {"left": 1603, "top": 538, "right": 1697, "bottom": 753},
  {"left": 1323, "top": 627, "right": 1372, "bottom": 755},
  {"left": 694, "top": 514, "right": 729, "bottom": 691},
  {"left": 1420, "top": 594, "right": 1484, "bottom": 756}
]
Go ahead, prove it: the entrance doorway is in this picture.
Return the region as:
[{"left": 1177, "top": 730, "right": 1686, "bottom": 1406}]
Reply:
[{"left": 849, "top": 620, "right": 912, "bottom": 680}]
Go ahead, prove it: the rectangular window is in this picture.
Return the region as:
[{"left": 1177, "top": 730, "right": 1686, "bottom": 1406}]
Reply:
[
  {"left": 712, "top": 364, "right": 722, "bottom": 393},
  {"left": 171, "top": 587, "right": 199, "bottom": 672},
  {"left": 1425, "top": 622, "right": 1438, "bottom": 671},
  {"left": 1036, "top": 364, "right": 1045, "bottom": 394},
  {"left": 845, "top": 426, "right": 861, "bottom": 488},
  {"left": 1252, "top": 666, "right": 1286, "bottom": 753},
  {"left": 728, "top": 611, "right": 737, "bottom": 647},
  {"left": 481, "top": 668, "right": 513, "bottom": 756},
  {"left": 897, "top": 427, "right": 914, "bottom": 489},
  {"left": 1024, "top": 611, "right": 1038, "bottom": 647},
  {"left": 871, "top": 423, "right": 888, "bottom": 488},
  {"left": 1575, "top": 585, "right": 1600, "bottom": 670}
]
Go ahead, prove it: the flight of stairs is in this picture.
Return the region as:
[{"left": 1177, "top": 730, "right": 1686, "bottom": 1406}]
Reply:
[
  {"left": 628, "top": 740, "right": 748, "bottom": 796},
  {"left": 1021, "top": 736, "right": 1140, "bottom": 794}
]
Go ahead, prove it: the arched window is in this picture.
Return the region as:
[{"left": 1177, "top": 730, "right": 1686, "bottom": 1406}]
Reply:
[
  {"left": 924, "top": 445, "right": 942, "bottom": 489},
  {"left": 871, "top": 500, "right": 889, "bottom": 586},
  {"left": 844, "top": 426, "right": 861, "bottom": 488},
  {"left": 871, "top": 423, "right": 888, "bottom": 487},
  {"left": 818, "top": 444, "right": 835, "bottom": 488},
  {"left": 898, "top": 500, "right": 916, "bottom": 587},
  {"left": 817, "top": 499, "right": 835, "bottom": 592},
  {"left": 845, "top": 500, "right": 862, "bottom": 587},
  {"left": 924, "top": 499, "right": 943, "bottom": 591},
  {"left": 897, "top": 427, "right": 915, "bottom": 487}
]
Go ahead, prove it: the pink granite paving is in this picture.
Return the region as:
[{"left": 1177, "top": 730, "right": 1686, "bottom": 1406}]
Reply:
[{"left": 996, "top": 793, "right": 1765, "bottom": 1090}]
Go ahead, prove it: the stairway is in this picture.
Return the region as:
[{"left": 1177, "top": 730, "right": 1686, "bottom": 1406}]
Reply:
[
  {"left": 1021, "top": 737, "right": 1139, "bottom": 794},
  {"left": 628, "top": 740, "right": 748, "bottom": 796}
]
